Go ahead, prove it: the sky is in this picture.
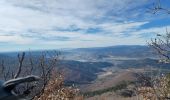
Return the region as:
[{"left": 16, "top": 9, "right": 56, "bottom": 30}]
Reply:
[{"left": 0, "top": 0, "right": 170, "bottom": 52}]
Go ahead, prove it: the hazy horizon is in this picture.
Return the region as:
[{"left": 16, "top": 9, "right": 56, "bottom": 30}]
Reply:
[{"left": 0, "top": 44, "right": 148, "bottom": 53}]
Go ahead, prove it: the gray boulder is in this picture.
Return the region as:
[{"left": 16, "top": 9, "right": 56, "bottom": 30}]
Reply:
[{"left": 0, "top": 75, "right": 40, "bottom": 100}]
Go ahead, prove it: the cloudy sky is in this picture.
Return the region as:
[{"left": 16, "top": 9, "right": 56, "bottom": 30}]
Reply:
[{"left": 0, "top": 0, "right": 170, "bottom": 52}]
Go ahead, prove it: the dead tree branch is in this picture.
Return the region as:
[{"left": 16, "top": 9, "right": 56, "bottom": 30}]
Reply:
[
  {"left": 14, "top": 52, "right": 25, "bottom": 79},
  {"left": 148, "top": 0, "right": 170, "bottom": 14}
]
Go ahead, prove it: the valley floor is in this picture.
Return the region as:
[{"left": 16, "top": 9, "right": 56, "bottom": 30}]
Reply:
[
  {"left": 80, "top": 68, "right": 143, "bottom": 92},
  {"left": 80, "top": 67, "right": 150, "bottom": 100}
]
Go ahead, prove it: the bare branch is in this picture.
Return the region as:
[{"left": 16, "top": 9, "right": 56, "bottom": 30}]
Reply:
[
  {"left": 148, "top": 0, "right": 170, "bottom": 14},
  {"left": 14, "top": 52, "right": 25, "bottom": 79}
]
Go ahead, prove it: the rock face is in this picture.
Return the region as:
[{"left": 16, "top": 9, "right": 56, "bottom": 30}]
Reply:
[
  {"left": 0, "top": 75, "right": 40, "bottom": 100},
  {"left": 0, "top": 80, "right": 13, "bottom": 100}
]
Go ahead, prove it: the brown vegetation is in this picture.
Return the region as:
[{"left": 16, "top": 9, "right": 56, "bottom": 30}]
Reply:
[{"left": 34, "top": 72, "right": 83, "bottom": 100}]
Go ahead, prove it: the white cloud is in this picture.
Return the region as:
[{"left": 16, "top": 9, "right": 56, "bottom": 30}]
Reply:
[
  {"left": 0, "top": 0, "right": 167, "bottom": 51},
  {"left": 0, "top": 35, "right": 35, "bottom": 44}
]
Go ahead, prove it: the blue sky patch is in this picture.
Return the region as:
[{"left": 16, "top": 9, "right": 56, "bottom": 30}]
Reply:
[{"left": 0, "top": 0, "right": 169, "bottom": 51}]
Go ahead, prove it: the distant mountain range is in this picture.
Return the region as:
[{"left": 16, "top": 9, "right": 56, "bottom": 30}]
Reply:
[
  {"left": 63, "top": 45, "right": 155, "bottom": 61},
  {"left": 78, "top": 45, "right": 152, "bottom": 56},
  {"left": 0, "top": 45, "right": 160, "bottom": 84},
  {"left": 0, "top": 45, "right": 154, "bottom": 58}
]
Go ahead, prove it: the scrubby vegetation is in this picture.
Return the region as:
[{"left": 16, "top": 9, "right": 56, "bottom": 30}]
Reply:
[
  {"left": 137, "top": 73, "right": 170, "bottom": 100},
  {"left": 34, "top": 72, "right": 82, "bottom": 100}
]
